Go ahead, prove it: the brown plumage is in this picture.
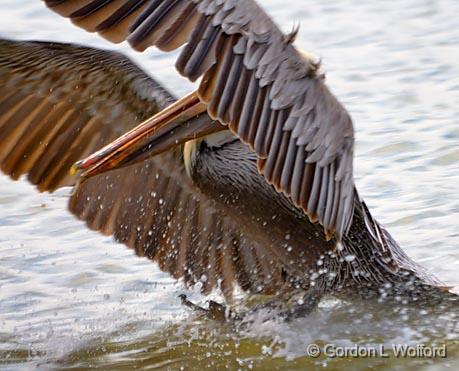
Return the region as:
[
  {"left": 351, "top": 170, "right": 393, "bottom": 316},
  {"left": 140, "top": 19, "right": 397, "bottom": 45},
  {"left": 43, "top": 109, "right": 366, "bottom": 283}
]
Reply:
[
  {"left": 43, "top": 0, "right": 355, "bottom": 240},
  {"left": 0, "top": 0, "right": 454, "bottom": 308},
  {"left": 0, "top": 39, "right": 286, "bottom": 298}
]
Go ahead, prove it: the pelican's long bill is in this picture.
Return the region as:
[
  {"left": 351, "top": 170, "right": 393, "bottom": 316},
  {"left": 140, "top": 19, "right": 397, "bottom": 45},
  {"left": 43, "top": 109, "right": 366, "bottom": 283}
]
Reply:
[{"left": 73, "top": 91, "right": 224, "bottom": 178}]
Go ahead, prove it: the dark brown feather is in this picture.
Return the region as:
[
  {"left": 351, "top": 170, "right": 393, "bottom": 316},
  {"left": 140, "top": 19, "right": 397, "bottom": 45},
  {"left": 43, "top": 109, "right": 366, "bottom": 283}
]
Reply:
[
  {"left": 0, "top": 39, "right": 291, "bottom": 298},
  {"left": 44, "top": 0, "right": 356, "bottom": 239}
]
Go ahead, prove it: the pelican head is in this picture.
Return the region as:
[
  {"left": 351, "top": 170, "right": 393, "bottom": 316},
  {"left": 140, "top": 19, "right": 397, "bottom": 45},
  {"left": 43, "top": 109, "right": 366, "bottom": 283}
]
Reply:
[
  {"left": 73, "top": 92, "right": 226, "bottom": 179},
  {"left": 183, "top": 131, "right": 236, "bottom": 179}
]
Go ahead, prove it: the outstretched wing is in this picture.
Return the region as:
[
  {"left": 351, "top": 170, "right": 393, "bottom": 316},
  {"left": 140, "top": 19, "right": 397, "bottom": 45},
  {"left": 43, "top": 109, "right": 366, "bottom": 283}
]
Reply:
[
  {"left": 0, "top": 39, "right": 286, "bottom": 297},
  {"left": 43, "top": 0, "right": 355, "bottom": 240},
  {"left": 0, "top": 38, "right": 171, "bottom": 191}
]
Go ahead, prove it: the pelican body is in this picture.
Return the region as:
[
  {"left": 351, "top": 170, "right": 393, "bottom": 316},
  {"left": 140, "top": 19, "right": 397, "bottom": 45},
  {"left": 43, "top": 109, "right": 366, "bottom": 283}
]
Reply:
[
  {"left": 182, "top": 132, "right": 441, "bottom": 300},
  {"left": 0, "top": 0, "right": 455, "bottom": 317}
]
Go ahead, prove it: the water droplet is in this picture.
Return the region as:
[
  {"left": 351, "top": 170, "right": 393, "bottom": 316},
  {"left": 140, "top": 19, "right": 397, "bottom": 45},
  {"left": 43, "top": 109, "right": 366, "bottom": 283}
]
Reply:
[{"left": 344, "top": 254, "right": 356, "bottom": 262}]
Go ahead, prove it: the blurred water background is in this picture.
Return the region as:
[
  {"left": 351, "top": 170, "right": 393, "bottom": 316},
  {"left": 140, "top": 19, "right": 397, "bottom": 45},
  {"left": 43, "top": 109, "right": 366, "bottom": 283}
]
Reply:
[{"left": 0, "top": 0, "right": 458, "bottom": 369}]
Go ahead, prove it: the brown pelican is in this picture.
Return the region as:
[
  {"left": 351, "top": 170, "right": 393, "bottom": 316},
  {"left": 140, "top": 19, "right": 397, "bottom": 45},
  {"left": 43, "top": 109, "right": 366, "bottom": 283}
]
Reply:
[{"left": 0, "top": 0, "right": 455, "bottom": 318}]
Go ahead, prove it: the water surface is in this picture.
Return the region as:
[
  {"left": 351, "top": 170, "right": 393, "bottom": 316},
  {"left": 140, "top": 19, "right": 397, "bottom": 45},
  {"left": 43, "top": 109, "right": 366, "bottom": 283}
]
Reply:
[{"left": 0, "top": 0, "right": 458, "bottom": 369}]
